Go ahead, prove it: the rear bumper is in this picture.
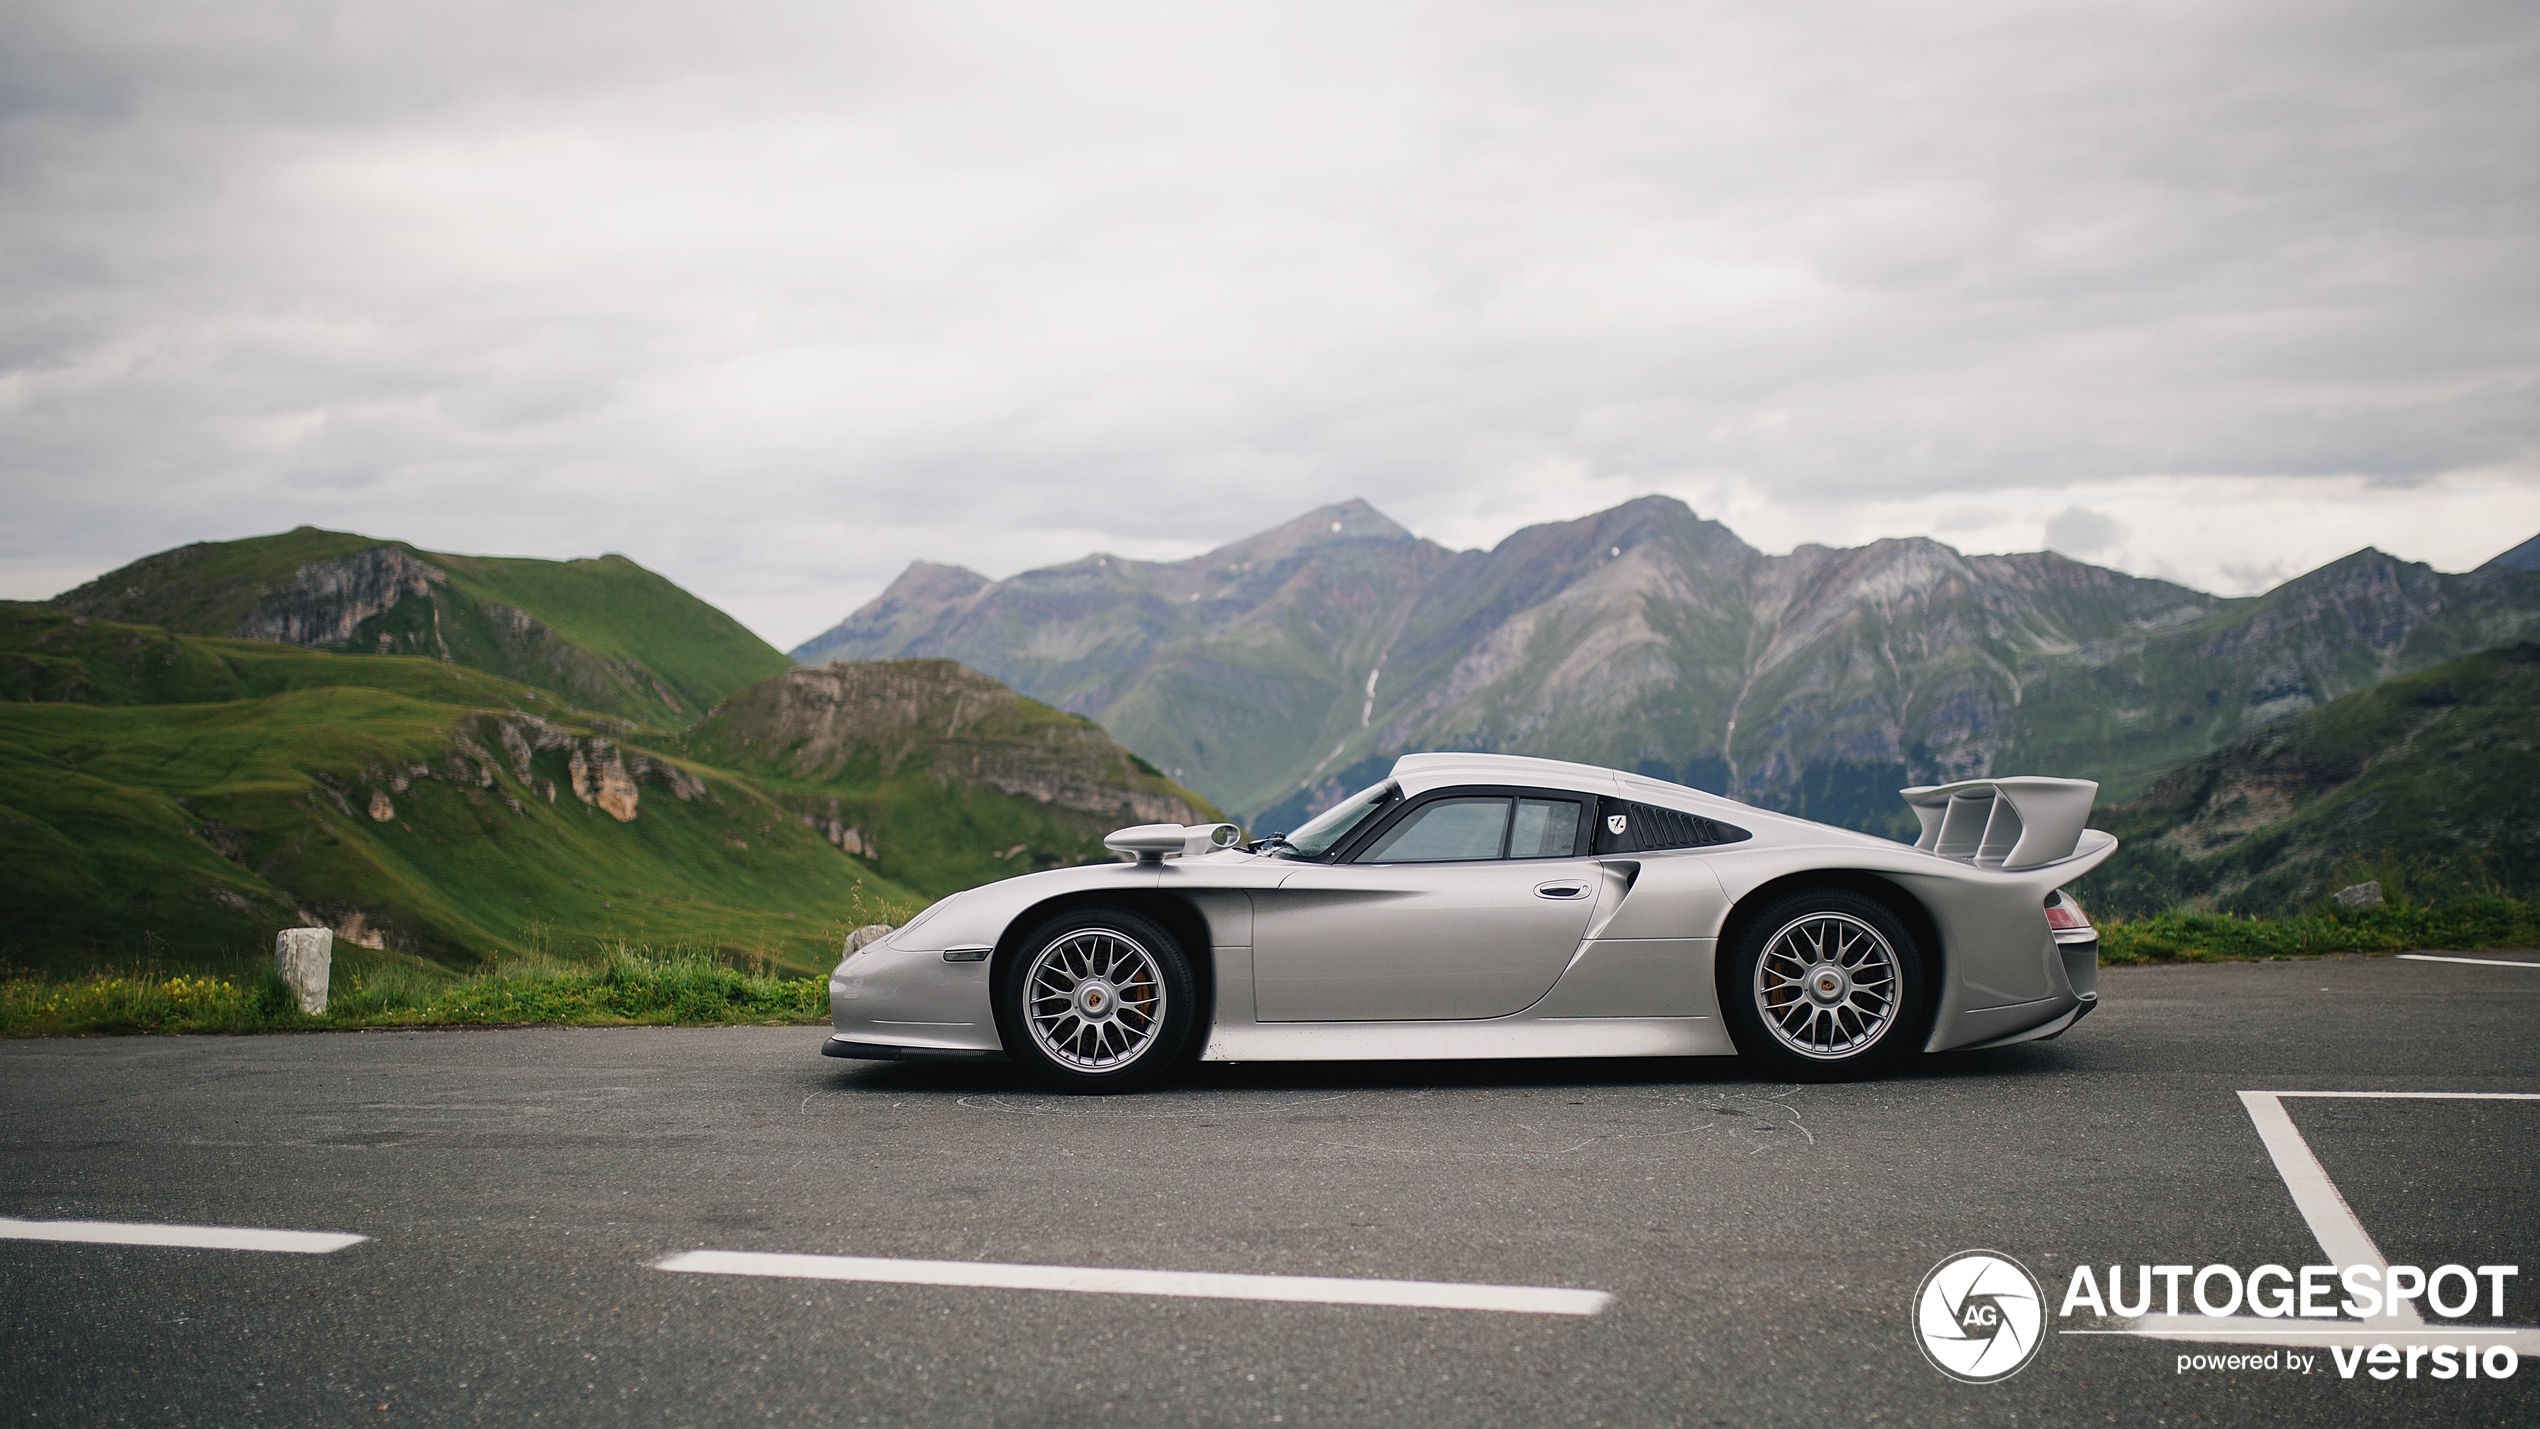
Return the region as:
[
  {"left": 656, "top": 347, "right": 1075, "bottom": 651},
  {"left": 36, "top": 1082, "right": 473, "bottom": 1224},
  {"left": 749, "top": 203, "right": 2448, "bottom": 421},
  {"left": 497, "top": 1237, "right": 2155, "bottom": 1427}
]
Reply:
[{"left": 820, "top": 1035, "right": 1007, "bottom": 1063}]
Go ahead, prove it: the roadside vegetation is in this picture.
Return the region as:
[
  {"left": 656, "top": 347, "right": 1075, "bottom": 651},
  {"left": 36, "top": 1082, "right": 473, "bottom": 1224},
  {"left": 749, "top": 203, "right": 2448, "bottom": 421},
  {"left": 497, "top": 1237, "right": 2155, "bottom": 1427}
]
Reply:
[
  {"left": 2095, "top": 892, "right": 2538, "bottom": 963},
  {"left": 0, "top": 941, "right": 831, "bottom": 1037}
]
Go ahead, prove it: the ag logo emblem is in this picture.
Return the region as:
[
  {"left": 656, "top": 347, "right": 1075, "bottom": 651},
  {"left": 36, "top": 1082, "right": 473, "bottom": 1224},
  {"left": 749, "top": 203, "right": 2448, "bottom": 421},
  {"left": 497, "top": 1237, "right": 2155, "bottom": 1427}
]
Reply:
[
  {"left": 1606, "top": 814, "right": 1628, "bottom": 836},
  {"left": 1913, "top": 1250, "right": 2044, "bottom": 1383}
]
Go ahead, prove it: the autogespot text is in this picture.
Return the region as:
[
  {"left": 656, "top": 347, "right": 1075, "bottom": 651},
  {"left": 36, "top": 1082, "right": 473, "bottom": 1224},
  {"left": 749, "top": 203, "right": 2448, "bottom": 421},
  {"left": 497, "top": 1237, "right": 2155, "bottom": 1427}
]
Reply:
[{"left": 2060, "top": 1262, "right": 2522, "bottom": 1381}]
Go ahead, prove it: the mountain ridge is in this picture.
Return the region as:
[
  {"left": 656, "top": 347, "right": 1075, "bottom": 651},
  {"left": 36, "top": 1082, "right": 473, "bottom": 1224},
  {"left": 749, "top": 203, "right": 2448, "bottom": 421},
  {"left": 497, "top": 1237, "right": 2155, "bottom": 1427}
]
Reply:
[{"left": 798, "top": 499, "right": 2540, "bottom": 829}]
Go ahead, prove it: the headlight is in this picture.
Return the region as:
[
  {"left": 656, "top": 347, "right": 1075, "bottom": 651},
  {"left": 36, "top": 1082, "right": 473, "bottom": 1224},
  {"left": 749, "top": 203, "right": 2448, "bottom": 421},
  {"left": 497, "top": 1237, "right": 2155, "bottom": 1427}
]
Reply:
[{"left": 883, "top": 898, "right": 949, "bottom": 949}]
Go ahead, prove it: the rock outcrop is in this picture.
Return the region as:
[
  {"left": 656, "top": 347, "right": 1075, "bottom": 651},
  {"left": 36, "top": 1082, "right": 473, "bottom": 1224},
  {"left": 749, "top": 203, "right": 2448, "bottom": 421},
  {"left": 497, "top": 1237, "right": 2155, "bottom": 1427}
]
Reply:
[
  {"left": 233, "top": 547, "right": 448, "bottom": 648},
  {"left": 690, "top": 660, "right": 1211, "bottom": 827}
]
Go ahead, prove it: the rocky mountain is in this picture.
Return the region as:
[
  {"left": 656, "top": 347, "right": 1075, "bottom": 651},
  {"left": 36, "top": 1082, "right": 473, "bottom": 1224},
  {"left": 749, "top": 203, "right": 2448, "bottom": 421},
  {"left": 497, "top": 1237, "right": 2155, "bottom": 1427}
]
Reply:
[
  {"left": 683, "top": 659, "right": 1221, "bottom": 897},
  {"left": 50, "top": 527, "right": 791, "bottom": 729},
  {"left": 796, "top": 498, "right": 2540, "bottom": 831},
  {"left": 2076, "top": 642, "right": 2540, "bottom": 917}
]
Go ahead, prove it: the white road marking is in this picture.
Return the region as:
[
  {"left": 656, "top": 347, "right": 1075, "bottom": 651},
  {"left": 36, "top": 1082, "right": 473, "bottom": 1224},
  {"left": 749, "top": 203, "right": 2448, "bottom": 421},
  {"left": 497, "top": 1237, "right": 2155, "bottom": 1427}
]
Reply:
[
  {"left": 0, "top": 1218, "right": 366, "bottom": 1254},
  {"left": 2069, "top": 1321, "right": 2526, "bottom": 1346},
  {"left": 655, "top": 1250, "right": 1611, "bottom": 1316},
  {"left": 2235, "top": 1089, "right": 2417, "bottom": 1327},
  {"left": 2085, "top": 1092, "right": 2540, "bottom": 1346},
  {"left": 2396, "top": 953, "right": 2540, "bottom": 968},
  {"left": 2267, "top": 1091, "right": 2540, "bottom": 1100}
]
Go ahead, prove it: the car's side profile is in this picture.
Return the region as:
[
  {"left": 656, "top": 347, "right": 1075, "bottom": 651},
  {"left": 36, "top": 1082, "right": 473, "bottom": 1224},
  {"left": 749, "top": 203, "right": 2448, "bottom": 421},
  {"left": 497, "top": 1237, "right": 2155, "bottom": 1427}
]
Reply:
[{"left": 824, "top": 753, "right": 2115, "bottom": 1091}]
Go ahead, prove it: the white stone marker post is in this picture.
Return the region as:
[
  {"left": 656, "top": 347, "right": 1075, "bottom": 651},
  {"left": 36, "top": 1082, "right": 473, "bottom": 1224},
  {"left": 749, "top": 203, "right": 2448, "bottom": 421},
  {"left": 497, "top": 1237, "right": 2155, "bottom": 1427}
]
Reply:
[{"left": 274, "top": 928, "right": 333, "bottom": 1014}]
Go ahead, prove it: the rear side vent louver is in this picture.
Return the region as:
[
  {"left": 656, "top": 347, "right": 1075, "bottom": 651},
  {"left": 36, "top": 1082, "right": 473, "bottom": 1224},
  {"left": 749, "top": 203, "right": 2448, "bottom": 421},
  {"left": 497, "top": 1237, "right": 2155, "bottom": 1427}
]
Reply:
[
  {"left": 1901, "top": 778, "right": 2098, "bottom": 870},
  {"left": 1596, "top": 801, "right": 1751, "bottom": 855}
]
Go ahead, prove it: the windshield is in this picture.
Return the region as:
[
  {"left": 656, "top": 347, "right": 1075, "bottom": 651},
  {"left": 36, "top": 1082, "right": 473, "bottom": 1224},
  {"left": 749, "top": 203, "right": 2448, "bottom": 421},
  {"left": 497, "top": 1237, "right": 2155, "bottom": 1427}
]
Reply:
[{"left": 1282, "top": 781, "right": 1397, "bottom": 858}]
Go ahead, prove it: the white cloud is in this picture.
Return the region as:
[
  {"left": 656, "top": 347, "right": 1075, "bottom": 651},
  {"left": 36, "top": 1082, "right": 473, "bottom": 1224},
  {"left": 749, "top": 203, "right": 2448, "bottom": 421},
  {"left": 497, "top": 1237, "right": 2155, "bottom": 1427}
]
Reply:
[
  {"left": 2, "top": 0, "right": 2535, "bottom": 643},
  {"left": 2043, "top": 506, "right": 2130, "bottom": 558}
]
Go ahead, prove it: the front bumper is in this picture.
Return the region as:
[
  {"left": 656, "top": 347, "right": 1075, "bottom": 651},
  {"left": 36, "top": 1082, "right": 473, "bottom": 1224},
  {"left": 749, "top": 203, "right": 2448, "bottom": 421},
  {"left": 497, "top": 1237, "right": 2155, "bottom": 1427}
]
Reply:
[{"left": 827, "top": 943, "right": 1004, "bottom": 1056}]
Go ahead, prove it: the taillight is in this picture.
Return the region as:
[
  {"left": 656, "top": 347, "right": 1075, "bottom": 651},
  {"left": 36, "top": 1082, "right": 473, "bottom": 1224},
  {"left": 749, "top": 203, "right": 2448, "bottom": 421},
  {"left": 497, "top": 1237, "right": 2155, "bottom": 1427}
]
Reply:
[{"left": 2044, "top": 900, "right": 2091, "bottom": 933}]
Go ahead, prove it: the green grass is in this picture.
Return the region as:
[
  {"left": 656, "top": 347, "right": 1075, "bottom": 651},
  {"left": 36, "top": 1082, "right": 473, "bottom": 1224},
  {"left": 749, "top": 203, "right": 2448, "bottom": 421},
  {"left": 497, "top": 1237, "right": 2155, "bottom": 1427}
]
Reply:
[
  {"left": 4, "top": 603, "right": 582, "bottom": 712},
  {"left": 0, "top": 942, "right": 829, "bottom": 1036},
  {"left": 0, "top": 682, "right": 927, "bottom": 977},
  {"left": 2095, "top": 893, "right": 2540, "bottom": 963},
  {"left": 427, "top": 551, "right": 791, "bottom": 723},
  {"left": 40, "top": 526, "right": 793, "bottom": 729}
]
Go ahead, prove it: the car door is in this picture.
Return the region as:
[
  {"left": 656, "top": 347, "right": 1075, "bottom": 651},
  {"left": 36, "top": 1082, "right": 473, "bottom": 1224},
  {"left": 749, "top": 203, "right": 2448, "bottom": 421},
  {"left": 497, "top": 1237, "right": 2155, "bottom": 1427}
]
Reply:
[{"left": 1252, "top": 789, "right": 1602, "bottom": 1022}]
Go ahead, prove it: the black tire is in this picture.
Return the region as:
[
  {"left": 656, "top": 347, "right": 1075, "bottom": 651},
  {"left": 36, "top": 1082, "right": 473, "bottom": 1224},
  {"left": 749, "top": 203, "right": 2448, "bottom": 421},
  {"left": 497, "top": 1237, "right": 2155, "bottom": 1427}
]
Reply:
[
  {"left": 1719, "top": 888, "right": 1927, "bottom": 1080},
  {"left": 994, "top": 907, "right": 1200, "bottom": 1093}
]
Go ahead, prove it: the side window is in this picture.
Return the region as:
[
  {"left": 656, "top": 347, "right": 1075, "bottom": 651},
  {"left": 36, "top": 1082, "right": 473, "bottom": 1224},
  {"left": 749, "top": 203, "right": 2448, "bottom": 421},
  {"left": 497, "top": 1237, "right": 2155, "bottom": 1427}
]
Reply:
[
  {"left": 1358, "top": 798, "right": 1510, "bottom": 863},
  {"left": 1508, "top": 798, "right": 1582, "bottom": 858}
]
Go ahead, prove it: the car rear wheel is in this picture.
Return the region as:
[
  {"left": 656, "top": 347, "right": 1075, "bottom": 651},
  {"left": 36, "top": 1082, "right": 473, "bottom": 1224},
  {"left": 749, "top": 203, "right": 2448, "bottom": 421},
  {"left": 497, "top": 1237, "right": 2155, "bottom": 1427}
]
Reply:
[
  {"left": 1720, "top": 888, "right": 1925, "bottom": 1079},
  {"left": 996, "top": 908, "right": 1199, "bottom": 1093}
]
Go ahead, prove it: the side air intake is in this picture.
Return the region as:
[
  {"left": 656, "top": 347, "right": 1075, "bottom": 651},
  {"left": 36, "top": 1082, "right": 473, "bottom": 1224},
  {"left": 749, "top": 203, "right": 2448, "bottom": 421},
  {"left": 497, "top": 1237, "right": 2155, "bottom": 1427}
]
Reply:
[{"left": 1900, "top": 777, "right": 2099, "bottom": 870}]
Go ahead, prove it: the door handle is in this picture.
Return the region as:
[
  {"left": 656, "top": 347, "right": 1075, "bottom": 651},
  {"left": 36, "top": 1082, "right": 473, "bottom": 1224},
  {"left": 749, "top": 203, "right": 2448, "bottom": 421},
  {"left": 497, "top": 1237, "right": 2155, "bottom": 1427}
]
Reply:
[{"left": 1534, "top": 880, "right": 1590, "bottom": 900}]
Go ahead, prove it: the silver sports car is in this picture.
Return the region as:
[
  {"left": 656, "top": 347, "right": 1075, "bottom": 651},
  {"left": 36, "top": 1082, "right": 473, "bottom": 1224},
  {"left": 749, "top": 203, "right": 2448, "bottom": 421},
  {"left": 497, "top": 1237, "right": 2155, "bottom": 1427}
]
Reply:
[{"left": 823, "top": 753, "right": 2113, "bottom": 1090}]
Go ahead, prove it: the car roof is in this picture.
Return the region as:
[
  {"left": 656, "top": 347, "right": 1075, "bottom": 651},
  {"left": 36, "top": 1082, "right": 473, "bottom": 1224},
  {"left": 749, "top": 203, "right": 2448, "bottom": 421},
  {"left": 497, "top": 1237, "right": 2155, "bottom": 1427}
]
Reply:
[
  {"left": 1382, "top": 751, "right": 1904, "bottom": 849},
  {"left": 1389, "top": 751, "right": 1754, "bottom": 809}
]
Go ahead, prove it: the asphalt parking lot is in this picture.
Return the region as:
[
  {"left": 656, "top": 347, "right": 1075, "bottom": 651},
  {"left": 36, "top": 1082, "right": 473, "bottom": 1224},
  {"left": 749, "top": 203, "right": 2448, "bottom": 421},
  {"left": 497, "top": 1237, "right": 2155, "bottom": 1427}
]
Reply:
[{"left": 5, "top": 953, "right": 2536, "bottom": 1428}]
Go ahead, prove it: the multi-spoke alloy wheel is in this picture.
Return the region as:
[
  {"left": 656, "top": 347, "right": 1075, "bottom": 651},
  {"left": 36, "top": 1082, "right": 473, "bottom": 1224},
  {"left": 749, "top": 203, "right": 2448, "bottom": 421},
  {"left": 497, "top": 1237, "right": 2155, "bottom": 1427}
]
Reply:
[
  {"left": 1024, "top": 929, "right": 1167, "bottom": 1071},
  {"left": 1753, "top": 911, "right": 1898, "bottom": 1059},
  {"left": 1720, "top": 889, "right": 1925, "bottom": 1078},
  {"left": 998, "top": 908, "right": 1199, "bottom": 1092}
]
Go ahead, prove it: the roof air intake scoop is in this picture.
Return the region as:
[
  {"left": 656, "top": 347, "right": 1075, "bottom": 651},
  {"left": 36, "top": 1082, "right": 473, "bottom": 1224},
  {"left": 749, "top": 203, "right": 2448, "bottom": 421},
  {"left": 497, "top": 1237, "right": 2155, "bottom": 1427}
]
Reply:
[{"left": 1105, "top": 822, "right": 1243, "bottom": 865}]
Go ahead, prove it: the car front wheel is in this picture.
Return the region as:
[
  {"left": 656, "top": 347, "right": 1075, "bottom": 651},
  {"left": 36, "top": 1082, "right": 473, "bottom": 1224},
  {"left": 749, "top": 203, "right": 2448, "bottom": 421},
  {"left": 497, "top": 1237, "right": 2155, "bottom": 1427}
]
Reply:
[
  {"left": 1720, "top": 889, "right": 1925, "bottom": 1079},
  {"left": 996, "top": 908, "right": 1198, "bottom": 1093}
]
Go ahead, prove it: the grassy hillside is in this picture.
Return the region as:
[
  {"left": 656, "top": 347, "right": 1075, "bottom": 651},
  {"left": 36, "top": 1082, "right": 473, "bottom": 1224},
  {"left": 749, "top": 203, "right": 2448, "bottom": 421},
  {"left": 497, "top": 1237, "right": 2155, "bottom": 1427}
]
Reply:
[
  {"left": 4, "top": 603, "right": 570, "bottom": 711},
  {"left": 0, "top": 608, "right": 925, "bottom": 978},
  {"left": 2, "top": 615, "right": 1237, "bottom": 980},
  {"left": 49, "top": 527, "right": 791, "bottom": 729},
  {"left": 2072, "top": 643, "right": 2540, "bottom": 918},
  {"left": 426, "top": 551, "right": 790, "bottom": 720},
  {"left": 685, "top": 659, "right": 1224, "bottom": 898}
]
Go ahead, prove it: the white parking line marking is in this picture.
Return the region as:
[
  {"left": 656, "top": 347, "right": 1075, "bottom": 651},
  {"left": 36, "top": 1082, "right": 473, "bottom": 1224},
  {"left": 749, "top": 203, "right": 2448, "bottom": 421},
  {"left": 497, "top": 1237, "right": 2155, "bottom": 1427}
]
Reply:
[
  {"left": 2396, "top": 954, "right": 2540, "bottom": 968},
  {"left": 0, "top": 1218, "right": 366, "bottom": 1254},
  {"left": 656, "top": 1250, "right": 1611, "bottom": 1316},
  {"left": 2080, "top": 1092, "right": 2540, "bottom": 1346},
  {"left": 2235, "top": 1090, "right": 2416, "bottom": 1324}
]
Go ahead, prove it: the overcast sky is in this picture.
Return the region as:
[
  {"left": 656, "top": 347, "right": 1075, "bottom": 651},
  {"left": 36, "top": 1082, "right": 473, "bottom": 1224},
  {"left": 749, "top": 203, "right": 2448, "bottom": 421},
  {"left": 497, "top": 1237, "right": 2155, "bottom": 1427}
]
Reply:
[{"left": 5, "top": 0, "right": 2535, "bottom": 648}]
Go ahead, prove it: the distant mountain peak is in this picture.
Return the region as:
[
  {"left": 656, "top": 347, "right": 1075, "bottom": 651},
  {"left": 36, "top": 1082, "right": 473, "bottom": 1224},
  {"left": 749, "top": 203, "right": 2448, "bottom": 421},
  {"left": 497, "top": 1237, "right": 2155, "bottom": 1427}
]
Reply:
[
  {"left": 878, "top": 561, "right": 990, "bottom": 604},
  {"left": 1203, "top": 498, "right": 1415, "bottom": 566},
  {"left": 2482, "top": 532, "right": 2540, "bottom": 572}
]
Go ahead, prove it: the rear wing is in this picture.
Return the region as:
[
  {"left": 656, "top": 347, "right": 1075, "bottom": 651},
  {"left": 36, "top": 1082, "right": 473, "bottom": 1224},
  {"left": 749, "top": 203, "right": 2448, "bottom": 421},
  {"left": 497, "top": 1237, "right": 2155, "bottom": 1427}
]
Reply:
[{"left": 1901, "top": 777, "right": 2101, "bottom": 871}]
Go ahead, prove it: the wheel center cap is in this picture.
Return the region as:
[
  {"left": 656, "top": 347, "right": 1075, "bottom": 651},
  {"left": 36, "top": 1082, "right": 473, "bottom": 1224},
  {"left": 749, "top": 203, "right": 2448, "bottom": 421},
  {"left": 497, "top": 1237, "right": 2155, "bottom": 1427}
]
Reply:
[
  {"left": 1805, "top": 963, "right": 1850, "bottom": 1005},
  {"left": 1074, "top": 979, "right": 1117, "bottom": 1019}
]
